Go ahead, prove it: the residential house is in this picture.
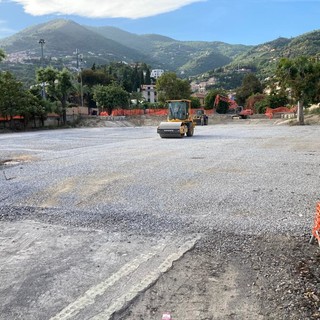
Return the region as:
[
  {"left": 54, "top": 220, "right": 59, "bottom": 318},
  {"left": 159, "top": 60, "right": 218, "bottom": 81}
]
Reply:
[
  {"left": 150, "top": 69, "right": 164, "bottom": 79},
  {"left": 141, "top": 84, "right": 157, "bottom": 103}
]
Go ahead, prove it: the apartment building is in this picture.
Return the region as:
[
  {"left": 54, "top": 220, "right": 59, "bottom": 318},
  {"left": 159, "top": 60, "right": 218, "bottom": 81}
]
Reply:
[
  {"left": 141, "top": 84, "right": 157, "bottom": 103},
  {"left": 150, "top": 69, "right": 164, "bottom": 79}
]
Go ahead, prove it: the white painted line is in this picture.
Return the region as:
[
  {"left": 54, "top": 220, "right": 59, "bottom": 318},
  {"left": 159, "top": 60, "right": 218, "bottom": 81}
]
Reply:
[
  {"left": 91, "top": 236, "right": 200, "bottom": 320},
  {"left": 49, "top": 242, "right": 166, "bottom": 320}
]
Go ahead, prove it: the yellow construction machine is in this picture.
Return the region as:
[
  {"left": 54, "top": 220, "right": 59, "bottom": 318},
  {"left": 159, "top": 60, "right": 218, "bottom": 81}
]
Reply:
[{"left": 157, "top": 100, "right": 195, "bottom": 138}]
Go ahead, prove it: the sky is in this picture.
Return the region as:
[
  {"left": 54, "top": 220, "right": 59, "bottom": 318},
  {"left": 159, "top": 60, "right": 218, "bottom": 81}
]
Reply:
[{"left": 0, "top": 0, "right": 319, "bottom": 45}]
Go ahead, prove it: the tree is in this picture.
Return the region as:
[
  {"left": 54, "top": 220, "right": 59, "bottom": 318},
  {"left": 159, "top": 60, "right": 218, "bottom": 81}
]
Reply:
[
  {"left": 190, "top": 96, "right": 201, "bottom": 109},
  {"left": 145, "top": 68, "right": 151, "bottom": 85},
  {"left": 156, "top": 72, "right": 191, "bottom": 103},
  {"left": 93, "top": 83, "right": 130, "bottom": 115},
  {"left": 19, "top": 91, "right": 45, "bottom": 128},
  {"left": 204, "top": 89, "right": 225, "bottom": 110},
  {"left": 130, "top": 91, "right": 144, "bottom": 109},
  {"left": 276, "top": 56, "right": 320, "bottom": 124},
  {"left": 80, "top": 68, "right": 114, "bottom": 111},
  {"left": 0, "top": 49, "right": 5, "bottom": 62},
  {"left": 81, "top": 68, "right": 113, "bottom": 87},
  {"left": 37, "top": 67, "right": 74, "bottom": 124},
  {"left": 0, "top": 72, "right": 25, "bottom": 122},
  {"left": 0, "top": 71, "right": 46, "bottom": 129},
  {"left": 236, "top": 73, "right": 263, "bottom": 105}
]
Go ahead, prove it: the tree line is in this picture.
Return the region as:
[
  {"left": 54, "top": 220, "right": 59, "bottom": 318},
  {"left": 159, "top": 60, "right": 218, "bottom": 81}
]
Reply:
[{"left": 1, "top": 46, "right": 320, "bottom": 129}]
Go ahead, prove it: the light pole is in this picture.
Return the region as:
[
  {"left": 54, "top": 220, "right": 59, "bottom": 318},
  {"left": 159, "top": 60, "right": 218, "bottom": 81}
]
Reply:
[
  {"left": 39, "top": 39, "right": 46, "bottom": 99},
  {"left": 79, "top": 54, "right": 84, "bottom": 110},
  {"left": 74, "top": 49, "right": 84, "bottom": 114}
]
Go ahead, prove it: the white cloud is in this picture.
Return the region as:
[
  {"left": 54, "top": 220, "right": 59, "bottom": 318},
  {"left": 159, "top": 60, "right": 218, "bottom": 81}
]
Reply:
[{"left": 11, "top": 0, "right": 205, "bottom": 18}]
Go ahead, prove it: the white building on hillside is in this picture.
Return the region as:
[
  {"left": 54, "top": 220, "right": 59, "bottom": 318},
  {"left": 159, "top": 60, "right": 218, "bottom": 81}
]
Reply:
[
  {"left": 141, "top": 84, "right": 157, "bottom": 103},
  {"left": 151, "top": 69, "right": 164, "bottom": 79}
]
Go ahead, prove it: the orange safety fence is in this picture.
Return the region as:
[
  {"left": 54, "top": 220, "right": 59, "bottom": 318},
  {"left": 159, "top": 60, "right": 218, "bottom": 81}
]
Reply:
[
  {"left": 265, "top": 107, "right": 296, "bottom": 119},
  {"left": 99, "top": 108, "right": 215, "bottom": 117},
  {"left": 0, "top": 115, "right": 24, "bottom": 121},
  {"left": 311, "top": 202, "right": 320, "bottom": 246}
]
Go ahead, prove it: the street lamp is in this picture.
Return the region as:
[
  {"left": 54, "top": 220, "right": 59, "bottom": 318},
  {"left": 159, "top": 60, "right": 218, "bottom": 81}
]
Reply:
[
  {"left": 74, "top": 49, "right": 84, "bottom": 110},
  {"left": 39, "top": 39, "right": 46, "bottom": 99},
  {"left": 79, "top": 54, "right": 84, "bottom": 109}
]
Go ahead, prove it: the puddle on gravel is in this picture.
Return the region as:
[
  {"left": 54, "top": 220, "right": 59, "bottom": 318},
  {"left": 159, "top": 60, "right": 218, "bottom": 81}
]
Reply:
[
  {"left": 0, "top": 155, "right": 37, "bottom": 167},
  {"left": 0, "top": 159, "right": 22, "bottom": 166}
]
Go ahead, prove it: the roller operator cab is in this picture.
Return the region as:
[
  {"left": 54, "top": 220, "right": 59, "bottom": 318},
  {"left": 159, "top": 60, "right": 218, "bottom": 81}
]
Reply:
[{"left": 157, "top": 100, "right": 195, "bottom": 138}]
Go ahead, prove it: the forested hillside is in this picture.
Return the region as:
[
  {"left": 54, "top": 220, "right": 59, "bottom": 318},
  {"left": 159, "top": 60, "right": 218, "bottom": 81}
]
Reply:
[{"left": 1, "top": 19, "right": 320, "bottom": 88}]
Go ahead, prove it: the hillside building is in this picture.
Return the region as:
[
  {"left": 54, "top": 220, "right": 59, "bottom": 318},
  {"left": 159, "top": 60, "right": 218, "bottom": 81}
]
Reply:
[
  {"left": 141, "top": 84, "right": 157, "bottom": 103},
  {"left": 150, "top": 69, "right": 164, "bottom": 79}
]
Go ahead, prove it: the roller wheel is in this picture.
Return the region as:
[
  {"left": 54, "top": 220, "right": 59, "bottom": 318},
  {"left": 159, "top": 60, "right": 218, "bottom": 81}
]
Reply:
[{"left": 187, "top": 124, "right": 194, "bottom": 137}]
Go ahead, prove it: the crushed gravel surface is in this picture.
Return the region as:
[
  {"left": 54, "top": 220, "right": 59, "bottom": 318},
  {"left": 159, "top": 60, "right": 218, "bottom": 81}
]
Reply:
[{"left": 0, "top": 120, "right": 320, "bottom": 319}]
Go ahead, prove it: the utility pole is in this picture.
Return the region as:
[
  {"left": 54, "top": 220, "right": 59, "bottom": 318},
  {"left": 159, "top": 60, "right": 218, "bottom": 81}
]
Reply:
[{"left": 39, "top": 39, "right": 46, "bottom": 99}]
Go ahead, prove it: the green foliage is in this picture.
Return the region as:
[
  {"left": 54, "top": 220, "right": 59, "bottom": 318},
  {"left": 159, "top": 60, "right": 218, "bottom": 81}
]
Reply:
[
  {"left": 0, "top": 19, "right": 146, "bottom": 62},
  {"left": 0, "top": 72, "right": 26, "bottom": 118},
  {"left": 0, "top": 71, "right": 46, "bottom": 128},
  {"left": 190, "top": 96, "right": 201, "bottom": 109},
  {"left": 93, "top": 82, "right": 130, "bottom": 115},
  {"left": 3, "top": 19, "right": 320, "bottom": 91},
  {"left": 204, "top": 89, "right": 224, "bottom": 110},
  {"left": 236, "top": 73, "right": 263, "bottom": 105},
  {"left": 0, "top": 49, "right": 5, "bottom": 62},
  {"left": 178, "top": 51, "right": 231, "bottom": 77},
  {"left": 36, "top": 66, "right": 74, "bottom": 123},
  {"left": 130, "top": 91, "right": 144, "bottom": 108},
  {"left": 252, "top": 95, "right": 269, "bottom": 114},
  {"left": 276, "top": 56, "right": 320, "bottom": 104},
  {"left": 250, "top": 92, "right": 289, "bottom": 114},
  {"left": 145, "top": 68, "right": 151, "bottom": 85},
  {"left": 19, "top": 91, "right": 46, "bottom": 127},
  {"left": 207, "top": 71, "right": 245, "bottom": 91},
  {"left": 0, "top": 19, "right": 252, "bottom": 85},
  {"left": 275, "top": 56, "right": 320, "bottom": 124},
  {"left": 268, "top": 93, "right": 289, "bottom": 108},
  {"left": 156, "top": 72, "right": 191, "bottom": 103},
  {"left": 81, "top": 69, "right": 113, "bottom": 87}
]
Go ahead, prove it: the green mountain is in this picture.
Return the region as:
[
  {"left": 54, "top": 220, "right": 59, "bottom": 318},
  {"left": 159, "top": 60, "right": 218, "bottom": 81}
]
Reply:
[
  {"left": 225, "top": 31, "right": 320, "bottom": 80},
  {"left": 1, "top": 18, "right": 320, "bottom": 89},
  {"left": 0, "top": 19, "right": 148, "bottom": 63},
  {"left": 86, "top": 25, "right": 251, "bottom": 76},
  {"left": 0, "top": 19, "right": 251, "bottom": 84}
]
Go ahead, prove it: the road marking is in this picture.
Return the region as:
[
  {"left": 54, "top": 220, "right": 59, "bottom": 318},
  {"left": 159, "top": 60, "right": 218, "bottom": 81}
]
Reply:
[
  {"left": 49, "top": 242, "right": 167, "bottom": 320},
  {"left": 91, "top": 236, "right": 200, "bottom": 320}
]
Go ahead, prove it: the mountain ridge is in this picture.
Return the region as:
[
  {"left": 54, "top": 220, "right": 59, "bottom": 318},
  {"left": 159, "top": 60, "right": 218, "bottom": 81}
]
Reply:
[{"left": 1, "top": 19, "right": 320, "bottom": 86}]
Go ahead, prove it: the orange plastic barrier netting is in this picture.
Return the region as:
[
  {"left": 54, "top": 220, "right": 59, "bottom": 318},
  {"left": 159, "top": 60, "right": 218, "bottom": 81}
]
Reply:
[
  {"left": 265, "top": 107, "right": 296, "bottom": 119},
  {"left": 99, "top": 108, "right": 215, "bottom": 117},
  {"left": 0, "top": 115, "right": 24, "bottom": 121},
  {"left": 311, "top": 202, "right": 320, "bottom": 246}
]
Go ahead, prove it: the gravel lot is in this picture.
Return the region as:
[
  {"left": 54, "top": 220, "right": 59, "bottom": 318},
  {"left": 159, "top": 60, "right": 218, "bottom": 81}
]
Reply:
[{"left": 0, "top": 121, "right": 319, "bottom": 319}]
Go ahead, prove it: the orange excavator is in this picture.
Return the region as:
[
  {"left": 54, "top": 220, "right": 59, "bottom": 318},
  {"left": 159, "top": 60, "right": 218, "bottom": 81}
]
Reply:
[{"left": 214, "top": 94, "right": 253, "bottom": 119}]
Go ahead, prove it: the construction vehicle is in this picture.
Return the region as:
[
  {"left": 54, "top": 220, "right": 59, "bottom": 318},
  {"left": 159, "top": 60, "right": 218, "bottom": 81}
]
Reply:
[
  {"left": 157, "top": 100, "right": 195, "bottom": 138},
  {"left": 193, "top": 109, "right": 208, "bottom": 125},
  {"left": 214, "top": 94, "right": 253, "bottom": 119}
]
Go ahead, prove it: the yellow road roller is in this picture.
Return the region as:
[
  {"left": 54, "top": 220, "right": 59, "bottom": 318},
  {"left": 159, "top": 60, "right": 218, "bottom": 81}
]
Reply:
[{"left": 157, "top": 100, "right": 195, "bottom": 138}]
